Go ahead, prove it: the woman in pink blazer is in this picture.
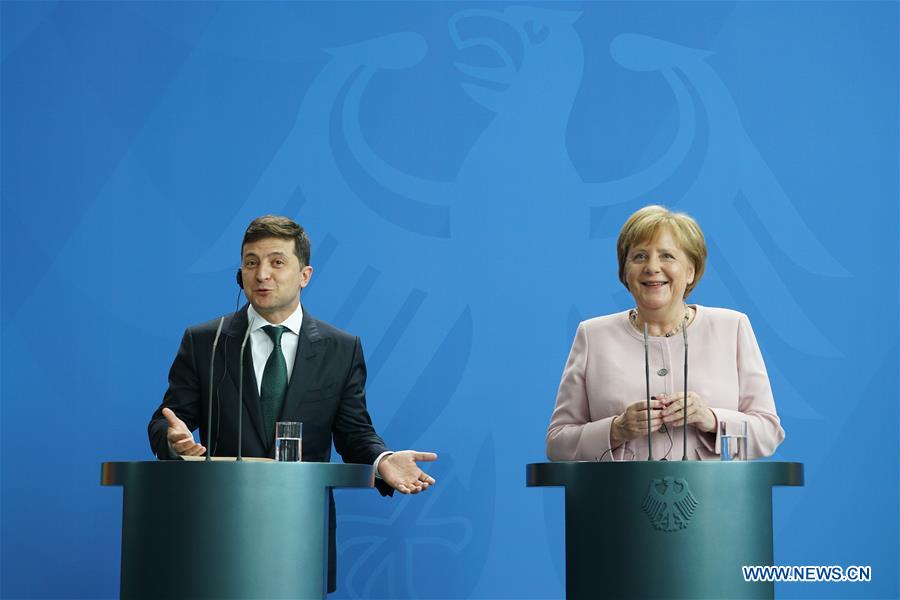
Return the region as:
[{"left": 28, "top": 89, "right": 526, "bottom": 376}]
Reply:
[{"left": 547, "top": 205, "right": 784, "bottom": 461}]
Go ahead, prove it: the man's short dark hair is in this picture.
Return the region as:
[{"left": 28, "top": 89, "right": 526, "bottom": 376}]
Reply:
[{"left": 242, "top": 215, "right": 311, "bottom": 266}]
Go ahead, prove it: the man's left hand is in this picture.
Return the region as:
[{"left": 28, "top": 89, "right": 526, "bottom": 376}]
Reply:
[{"left": 377, "top": 450, "right": 437, "bottom": 494}]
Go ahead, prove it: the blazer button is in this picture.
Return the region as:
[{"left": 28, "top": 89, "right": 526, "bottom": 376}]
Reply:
[{"left": 657, "top": 368, "right": 668, "bottom": 376}]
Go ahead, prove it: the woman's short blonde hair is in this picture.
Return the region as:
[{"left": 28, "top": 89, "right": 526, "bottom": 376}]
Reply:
[{"left": 617, "top": 205, "right": 707, "bottom": 298}]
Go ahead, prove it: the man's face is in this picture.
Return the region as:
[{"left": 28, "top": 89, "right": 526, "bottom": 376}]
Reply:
[{"left": 240, "top": 237, "right": 312, "bottom": 323}]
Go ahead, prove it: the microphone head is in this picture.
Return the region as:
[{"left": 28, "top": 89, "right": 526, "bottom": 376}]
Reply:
[{"left": 240, "top": 316, "right": 254, "bottom": 348}]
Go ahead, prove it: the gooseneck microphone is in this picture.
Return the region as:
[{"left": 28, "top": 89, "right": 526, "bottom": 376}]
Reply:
[
  {"left": 682, "top": 317, "right": 689, "bottom": 461},
  {"left": 236, "top": 316, "right": 254, "bottom": 461},
  {"left": 205, "top": 317, "right": 226, "bottom": 461},
  {"left": 644, "top": 322, "right": 653, "bottom": 461}
]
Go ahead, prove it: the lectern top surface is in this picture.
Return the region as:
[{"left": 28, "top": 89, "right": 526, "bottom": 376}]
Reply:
[
  {"left": 525, "top": 460, "right": 804, "bottom": 487},
  {"left": 101, "top": 460, "right": 376, "bottom": 489}
]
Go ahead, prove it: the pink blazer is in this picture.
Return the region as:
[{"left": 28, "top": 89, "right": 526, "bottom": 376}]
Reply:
[{"left": 546, "top": 305, "right": 784, "bottom": 461}]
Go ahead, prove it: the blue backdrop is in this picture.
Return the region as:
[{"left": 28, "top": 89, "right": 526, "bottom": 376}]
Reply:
[{"left": 1, "top": 2, "right": 897, "bottom": 599}]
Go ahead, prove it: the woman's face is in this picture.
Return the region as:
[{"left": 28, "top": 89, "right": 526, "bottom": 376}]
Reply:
[{"left": 624, "top": 228, "right": 695, "bottom": 314}]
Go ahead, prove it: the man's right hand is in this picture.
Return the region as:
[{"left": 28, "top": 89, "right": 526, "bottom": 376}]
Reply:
[{"left": 163, "top": 407, "right": 206, "bottom": 456}]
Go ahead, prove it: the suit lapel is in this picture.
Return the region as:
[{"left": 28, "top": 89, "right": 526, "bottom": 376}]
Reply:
[
  {"left": 224, "top": 307, "right": 268, "bottom": 449},
  {"left": 282, "top": 309, "right": 324, "bottom": 417}
]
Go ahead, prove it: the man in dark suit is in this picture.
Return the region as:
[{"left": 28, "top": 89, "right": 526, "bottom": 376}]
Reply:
[{"left": 148, "top": 215, "right": 436, "bottom": 592}]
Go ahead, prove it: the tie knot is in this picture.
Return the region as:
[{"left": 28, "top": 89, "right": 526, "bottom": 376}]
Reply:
[{"left": 262, "top": 325, "right": 286, "bottom": 347}]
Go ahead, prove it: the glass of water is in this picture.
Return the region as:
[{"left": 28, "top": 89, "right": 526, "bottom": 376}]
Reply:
[
  {"left": 720, "top": 420, "right": 748, "bottom": 461},
  {"left": 275, "top": 422, "right": 302, "bottom": 462}
]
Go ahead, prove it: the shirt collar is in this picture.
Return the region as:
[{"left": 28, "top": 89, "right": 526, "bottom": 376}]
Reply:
[{"left": 246, "top": 303, "right": 304, "bottom": 336}]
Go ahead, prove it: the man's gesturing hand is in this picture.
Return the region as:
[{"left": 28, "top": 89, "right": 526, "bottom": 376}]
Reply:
[
  {"left": 377, "top": 451, "right": 437, "bottom": 494},
  {"left": 163, "top": 407, "right": 206, "bottom": 457}
]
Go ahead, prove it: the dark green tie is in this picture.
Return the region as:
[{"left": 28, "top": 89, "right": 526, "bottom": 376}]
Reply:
[{"left": 260, "top": 325, "right": 288, "bottom": 444}]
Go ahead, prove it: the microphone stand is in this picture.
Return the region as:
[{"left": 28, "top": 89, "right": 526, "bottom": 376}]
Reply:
[
  {"left": 682, "top": 316, "right": 689, "bottom": 461},
  {"left": 237, "top": 317, "right": 253, "bottom": 461},
  {"left": 205, "top": 317, "right": 225, "bottom": 461},
  {"left": 644, "top": 322, "right": 653, "bottom": 461}
]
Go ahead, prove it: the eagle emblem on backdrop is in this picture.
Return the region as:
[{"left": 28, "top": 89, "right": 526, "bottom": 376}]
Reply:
[
  {"left": 189, "top": 5, "right": 844, "bottom": 597},
  {"left": 643, "top": 476, "right": 699, "bottom": 532}
]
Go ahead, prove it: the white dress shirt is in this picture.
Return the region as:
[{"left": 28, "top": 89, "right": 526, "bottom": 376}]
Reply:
[{"left": 247, "top": 303, "right": 303, "bottom": 394}]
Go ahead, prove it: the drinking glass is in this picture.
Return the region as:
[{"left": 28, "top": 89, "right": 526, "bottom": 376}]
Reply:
[
  {"left": 720, "top": 421, "right": 748, "bottom": 461},
  {"left": 275, "top": 422, "right": 302, "bottom": 462}
]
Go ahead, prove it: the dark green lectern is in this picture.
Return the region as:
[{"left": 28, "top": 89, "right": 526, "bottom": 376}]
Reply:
[
  {"left": 527, "top": 461, "right": 803, "bottom": 599},
  {"left": 101, "top": 461, "right": 373, "bottom": 600}
]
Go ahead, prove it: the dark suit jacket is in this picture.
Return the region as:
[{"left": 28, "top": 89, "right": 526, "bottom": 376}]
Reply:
[{"left": 148, "top": 305, "right": 392, "bottom": 592}]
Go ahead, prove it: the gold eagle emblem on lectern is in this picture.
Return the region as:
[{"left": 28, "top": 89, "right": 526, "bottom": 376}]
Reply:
[{"left": 642, "top": 476, "right": 698, "bottom": 532}]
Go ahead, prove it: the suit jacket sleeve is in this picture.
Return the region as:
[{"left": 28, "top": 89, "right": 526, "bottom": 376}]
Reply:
[
  {"left": 704, "top": 313, "right": 785, "bottom": 459},
  {"left": 546, "top": 323, "right": 619, "bottom": 461},
  {"left": 331, "top": 336, "right": 393, "bottom": 495},
  {"left": 147, "top": 328, "right": 203, "bottom": 460}
]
